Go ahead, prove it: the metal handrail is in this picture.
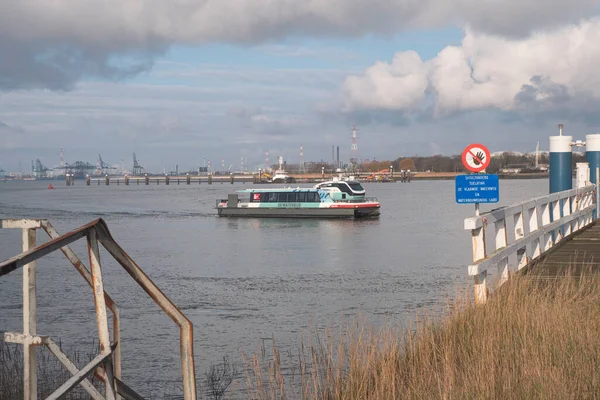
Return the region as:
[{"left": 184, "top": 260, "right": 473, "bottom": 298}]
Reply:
[
  {"left": 0, "top": 218, "right": 196, "bottom": 400},
  {"left": 464, "top": 185, "right": 597, "bottom": 304}
]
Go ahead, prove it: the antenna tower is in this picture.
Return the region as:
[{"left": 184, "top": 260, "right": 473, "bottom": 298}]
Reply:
[
  {"left": 300, "top": 144, "right": 305, "bottom": 173},
  {"left": 350, "top": 125, "right": 359, "bottom": 165}
]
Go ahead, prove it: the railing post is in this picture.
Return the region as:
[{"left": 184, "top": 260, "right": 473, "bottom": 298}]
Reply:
[
  {"left": 541, "top": 201, "right": 553, "bottom": 251},
  {"left": 494, "top": 218, "right": 508, "bottom": 286},
  {"left": 552, "top": 199, "right": 563, "bottom": 243},
  {"left": 22, "top": 228, "right": 37, "bottom": 400},
  {"left": 528, "top": 204, "right": 540, "bottom": 260},
  {"left": 87, "top": 229, "right": 117, "bottom": 400},
  {"left": 472, "top": 221, "right": 487, "bottom": 304},
  {"left": 514, "top": 209, "right": 528, "bottom": 270},
  {"left": 563, "top": 195, "right": 572, "bottom": 236}
]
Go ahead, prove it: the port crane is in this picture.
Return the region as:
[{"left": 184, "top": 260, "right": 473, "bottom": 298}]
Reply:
[
  {"left": 132, "top": 153, "right": 144, "bottom": 176},
  {"left": 96, "top": 154, "right": 117, "bottom": 175},
  {"left": 31, "top": 159, "right": 50, "bottom": 178}
]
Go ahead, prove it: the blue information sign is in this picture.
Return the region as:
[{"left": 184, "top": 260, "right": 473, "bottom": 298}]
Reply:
[{"left": 455, "top": 174, "right": 499, "bottom": 204}]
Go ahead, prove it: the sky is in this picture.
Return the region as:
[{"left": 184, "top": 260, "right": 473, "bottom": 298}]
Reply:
[{"left": 2, "top": 0, "right": 600, "bottom": 173}]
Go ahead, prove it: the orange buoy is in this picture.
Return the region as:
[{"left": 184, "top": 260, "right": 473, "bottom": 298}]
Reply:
[{"left": 48, "top": 184, "right": 54, "bottom": 189}]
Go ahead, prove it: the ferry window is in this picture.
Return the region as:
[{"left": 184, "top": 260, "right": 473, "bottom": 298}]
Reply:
[
  {"left": 336, "top": 183, "right": 353, "bottom": 195},
  {"left": 277, "top": 193, "right": 287, "bottom": 202},
  {"left": 308, "top": 192, "right": 320, "bottom": 202},
  {"left": 268, "top": 192, "right": 278, "bottom": 202},
  {"left": 298, "top": 192, "right": 306, "bottom": 202},
  {"left": 348, "top": 182, "right": 364, "bottom": 191},
  {"left": 287, "top": 193, "right": 297, "bottom": 202}
]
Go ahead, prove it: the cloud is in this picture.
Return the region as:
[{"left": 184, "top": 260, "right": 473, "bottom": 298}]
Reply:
[
  {"left": 341, "top": 17, "right": 600, "bottom": 119},
  {"left": 2, "top": 0, "right": 596, "bottom": 90}
]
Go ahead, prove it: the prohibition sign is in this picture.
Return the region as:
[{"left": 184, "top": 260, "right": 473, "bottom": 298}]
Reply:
[{"left": 462, "top": 144, "right": 491, "bottom": 173}]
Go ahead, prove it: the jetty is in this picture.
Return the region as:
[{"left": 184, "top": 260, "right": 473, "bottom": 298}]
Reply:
[
  {"left": 464, "top": 127, "right": 600, "bottom": 303},
  {"left": 59, "top": 170, "right": 549, "bottom": 187}
]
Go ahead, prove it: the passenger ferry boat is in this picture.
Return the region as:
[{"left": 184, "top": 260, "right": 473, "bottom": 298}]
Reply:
[{"left": 216, "top": 179, "right": 380, "bottom": 218}]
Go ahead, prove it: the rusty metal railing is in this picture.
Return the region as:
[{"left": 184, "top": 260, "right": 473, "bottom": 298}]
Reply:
[{"left": 0, "top": 218, "right": 197, "bottom": 400}]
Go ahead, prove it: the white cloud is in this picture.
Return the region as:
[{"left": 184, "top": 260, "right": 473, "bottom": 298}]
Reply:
[
  {"left": 1, "top": 0, "right": 596, "bottom": 90},
  {"left": 341, "top": 18, "right": 600, "bottom": 116},
  {"left": 341, "top": 51, "right": 428, "bottom": 111}
]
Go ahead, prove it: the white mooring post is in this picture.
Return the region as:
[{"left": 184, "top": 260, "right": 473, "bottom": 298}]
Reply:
[{"left": 23, "top": 228, "right": 37, "bottom": 400}]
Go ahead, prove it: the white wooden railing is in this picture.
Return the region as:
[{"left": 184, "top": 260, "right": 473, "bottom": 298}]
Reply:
[{"left": 464, "top": 185, "right": 598, "bottom": 304}]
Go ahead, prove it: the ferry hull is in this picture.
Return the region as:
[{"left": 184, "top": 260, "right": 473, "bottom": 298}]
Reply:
[{"left": 217, "top": 206, "right": 380, "bottom": 219}]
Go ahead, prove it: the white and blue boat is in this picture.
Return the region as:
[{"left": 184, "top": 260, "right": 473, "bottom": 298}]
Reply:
[{"left": 216, "top": 179, "right": 380, "bottom": 218}]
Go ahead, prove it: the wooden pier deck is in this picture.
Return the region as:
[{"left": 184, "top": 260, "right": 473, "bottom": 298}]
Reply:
[{"left": 528, "top": 221, "right": 600, "bottom": 278}]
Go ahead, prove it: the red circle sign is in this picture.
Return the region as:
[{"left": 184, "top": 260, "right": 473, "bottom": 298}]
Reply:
[{"left": 462, "top": 144, "right": 491, "bottom": 173}]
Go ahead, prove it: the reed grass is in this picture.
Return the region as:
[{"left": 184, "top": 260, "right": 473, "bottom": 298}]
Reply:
[
  {"left": 0, "top": 339, "right": 103, "bottom": 399},
  {"left": 244, "top": 272, "right": 600, "bottom": 399},
  {"left": 2, "top": 272, "right": 598, "bottom": 399}
]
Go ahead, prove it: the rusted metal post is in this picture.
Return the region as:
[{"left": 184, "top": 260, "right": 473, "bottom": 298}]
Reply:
[
  {"left": 186, "top": 174, "right": 190, "bottom": 185},
  {"left": 40, "top": 221, "right": 122, "bottom": 382},
  {"left": 105, "top": 175, "right": 109, "bottom": 185},
  {"left": 230, "top": 174, "right": 234, "bottom": 184},
  {"left": 208, "top": 174, "right": 212, "bottom": 184},
  {"left": 145, "top": 174, "right": 149, "bottom": 185},
  {"left": 86, "top": 175, "right": 91, "bottom": 186},
  {"left": 96, "top": 222, "right": 197, "bottom": 400},
  {"left": 87, "top": 229, "right": 117, "bottom": 400},
  {"left": 166, "top": 175, "right": 170, "bottom": 185},
  {"left": 66, "top": 174, "right": 70, "bottom": 186},
  {"left": 125, "top": 176, "right": 129, "bottom": 185},
  {"left": 23, "top": 228, "right": 37, "bottom": 400},
  {"left": 70, "top": 175, "right": 75, "bottom": 186}
]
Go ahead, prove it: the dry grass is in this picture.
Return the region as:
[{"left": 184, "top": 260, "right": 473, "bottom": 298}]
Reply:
[
  {"left": 244, "top": 273, "right": 600, "bottom": 399},
  {"left": 0, "top": 339, "right": 103, "bottom": 399}
]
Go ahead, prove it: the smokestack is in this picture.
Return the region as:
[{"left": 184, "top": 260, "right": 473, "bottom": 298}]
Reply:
[
  {"left": 337, "top": 146, "right": 340, "bottom": 168},
  {"left": 559, "top": 123, "right": 563, "bottom": 136},
  {"left": 332, "top": 145, "right": 334, "bottom": 165}
]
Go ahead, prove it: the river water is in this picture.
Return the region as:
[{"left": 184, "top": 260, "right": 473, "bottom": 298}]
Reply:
[{"left": 0, "top": 178, "right": 548, "bottom": 398}]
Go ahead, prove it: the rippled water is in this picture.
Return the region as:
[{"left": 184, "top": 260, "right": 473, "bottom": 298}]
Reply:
[{"left": 0, "top": 178, "right": 548, "bottom": 397}]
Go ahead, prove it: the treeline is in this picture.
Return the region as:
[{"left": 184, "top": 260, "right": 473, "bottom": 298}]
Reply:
[
  {"left": 272, "top": 152, "right": 586, "bottom": 174},
  {"left": 360, "top": 152, "right": 586, "bottom": 173}
]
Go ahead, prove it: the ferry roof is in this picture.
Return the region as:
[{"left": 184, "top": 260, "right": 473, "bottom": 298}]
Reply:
[{"left": 236, "top": 187, "right": 320, "bottom": 193}]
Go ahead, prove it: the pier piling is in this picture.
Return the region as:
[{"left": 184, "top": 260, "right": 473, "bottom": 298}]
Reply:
[{"left": 550, "top": 124, "right": 573, "bottom": 193}]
